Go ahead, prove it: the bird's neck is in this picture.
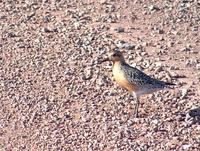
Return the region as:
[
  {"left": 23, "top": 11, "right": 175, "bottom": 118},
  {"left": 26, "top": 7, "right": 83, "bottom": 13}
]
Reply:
[{"left": 113, "top": 60, "right": 126, "bottom": 66}]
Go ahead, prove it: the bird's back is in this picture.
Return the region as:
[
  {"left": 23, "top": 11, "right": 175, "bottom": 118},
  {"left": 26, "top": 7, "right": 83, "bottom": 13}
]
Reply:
[{"left": 113, "top": 62, "right": 173, "bottom": 96}]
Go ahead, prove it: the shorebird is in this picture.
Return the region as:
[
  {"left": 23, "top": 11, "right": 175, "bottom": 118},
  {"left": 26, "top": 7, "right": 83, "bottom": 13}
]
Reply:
[{"left": 100, "top": 50, "right": 175, "bottom": 117}]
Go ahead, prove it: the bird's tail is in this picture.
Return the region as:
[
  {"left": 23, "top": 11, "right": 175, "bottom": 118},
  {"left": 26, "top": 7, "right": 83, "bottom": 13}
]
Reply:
[
  {"left": 165, "top": 82, "right": 175, "bottom": 86},
  {"left": 164, "top": 81, "right": 175, "bottom": 89}
]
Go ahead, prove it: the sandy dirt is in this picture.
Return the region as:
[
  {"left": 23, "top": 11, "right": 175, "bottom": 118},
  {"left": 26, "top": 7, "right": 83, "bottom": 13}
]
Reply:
[{"left": 0, "top": 0, "right": 200, "bottom": 150}]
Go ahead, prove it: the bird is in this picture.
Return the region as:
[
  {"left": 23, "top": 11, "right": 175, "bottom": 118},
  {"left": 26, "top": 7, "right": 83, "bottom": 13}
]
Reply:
[{"left": 100, "top": 50, "right": 175, "bottom": 117}]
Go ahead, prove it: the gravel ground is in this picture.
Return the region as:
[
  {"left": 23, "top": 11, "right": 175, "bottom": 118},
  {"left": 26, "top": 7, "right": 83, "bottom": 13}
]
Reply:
[{"left": 0, "top": 0, "right": 200, "bottom": 150}]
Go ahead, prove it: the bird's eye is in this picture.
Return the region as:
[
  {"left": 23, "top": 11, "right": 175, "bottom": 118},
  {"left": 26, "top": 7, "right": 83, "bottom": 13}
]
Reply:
[{"left": 113, "top": 54, "right": 118, "bottom": 57}]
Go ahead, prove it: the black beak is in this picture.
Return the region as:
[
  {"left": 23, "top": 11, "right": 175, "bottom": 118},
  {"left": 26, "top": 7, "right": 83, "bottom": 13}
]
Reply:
[
  {"left": 91, "top": 58, "right": 109, "bottom": 66},
  {"left": 98, "top": 58, "right": 109, "bottom": 64}
]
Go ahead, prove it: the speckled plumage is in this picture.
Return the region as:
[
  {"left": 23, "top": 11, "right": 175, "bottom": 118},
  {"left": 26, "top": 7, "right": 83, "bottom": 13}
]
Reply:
[
  {"left": 119, "top": 62, "right": 172, "bottom": 96},
  {"left": 101, "top": 50, "right": 175, "bottom": 117}
]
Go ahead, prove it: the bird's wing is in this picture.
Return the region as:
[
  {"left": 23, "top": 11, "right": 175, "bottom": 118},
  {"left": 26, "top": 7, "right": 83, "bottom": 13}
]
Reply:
[{"left": 122, "top": 63, "right": 165, "bottom": 88}]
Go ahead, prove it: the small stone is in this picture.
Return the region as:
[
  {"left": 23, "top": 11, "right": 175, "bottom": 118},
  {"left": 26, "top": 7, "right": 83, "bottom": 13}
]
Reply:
[
  {"left": 42, "top": 27, "right": 51, "bottom": 33},
  {"left": 158, "top": 29, "right": 164, "bottom": 34},
  {"left": 26, "top": 12, "right": 35, "bottom": 20},
  {"left": 115, "top": 27, "right": 125, "bottom": 33},
  {"left": 0, "top": 15, "right": 7, "bottom": 19},
  {"left": 167, "top": 42, "right": 174, "bottom": 47},
  {"left": 182, "top": 144, "right": 192, "bottom": 150},
  {"left": 185, "top": 109, "right": 200, "bottom": 127},
  {"left": 149, "top": 5, "right": 160, "bottom": 11},
  {"left": 123, "top": 43, "right": 135, "bottom": 50},
  {"left": 74, "top": 22, "right": 80, "bottom": 30},
  {"left": 155, "top": 62, "right": 162, "bottom": 67},
  {"left": 151, "top": 119, "right": 158, "bottom": 125},
  {"left": 189, "top": 108, "right": 200, "bottom": 117},
  {"left": 196, "top": 64, "right": 200, "bottom": 70},
  {"left": 169, "top": 66, "right": 179, "bottom": 70},
  {"left": 116, "top": 40, "right": 135, "bottom": 50},
  {"left": 82, "top": 67, "right": 93, "bottom": 80},
  {"left": 181, "top": 88, "right": 188, "bottom": 99},
  {"left": 180, "top": 47, "right": 191, "bottom": 52},
  {"left": 100, "top": 0, "right": 107, "bottom": 4},
  {"left": 191, "top": 26, "right": 198, "bottom": 32},
  {"left": 197, "top": 73, "right": 200, "bottom": 82}
]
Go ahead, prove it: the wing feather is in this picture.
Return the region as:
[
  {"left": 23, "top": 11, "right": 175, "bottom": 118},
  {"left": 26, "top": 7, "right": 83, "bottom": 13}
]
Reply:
[{"left": 121, "top": 63, "right": 165, "bottom": 89}]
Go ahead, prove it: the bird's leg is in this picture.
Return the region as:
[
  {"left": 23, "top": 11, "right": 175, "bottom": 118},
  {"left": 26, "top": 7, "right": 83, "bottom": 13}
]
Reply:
[
  {"left": 132, "top": 92, "right": 139, "bottom": 118},
  {"left": 134, "top": 97, "right": 139, "bottom": 118}
]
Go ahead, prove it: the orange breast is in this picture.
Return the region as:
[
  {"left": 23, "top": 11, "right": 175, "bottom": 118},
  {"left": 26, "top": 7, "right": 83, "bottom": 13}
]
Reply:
[{"left": 112, "top": 62, "right": 138, "bottom": 92}]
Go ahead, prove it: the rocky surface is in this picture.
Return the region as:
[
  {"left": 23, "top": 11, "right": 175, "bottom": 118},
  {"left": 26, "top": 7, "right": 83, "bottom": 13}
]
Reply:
[{"left": 0, "top": 0, "right": 200, "bottom": 150}]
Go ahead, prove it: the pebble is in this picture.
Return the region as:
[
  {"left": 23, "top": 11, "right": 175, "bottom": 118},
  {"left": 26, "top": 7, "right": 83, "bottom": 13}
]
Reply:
[
  {"left": 83, "top": 67, "right": 93, "bottom": 80},
  {"left": 180, "top": 88, "right": 188, "bottom": 99},
  {"left": 185, "top": 112, "right": 198, "bottom": 127},
  {"left": 180, "top": 47, "right": 191, "bottom": 52},
  {"left": 196, "top": 64, "right": 200, "bottom": 70},
  {"left": 116, "top": 40, "right": 136, "bottom": 50},
  {"left": 115, "top": 27, "right": 125, "bottom": 33},
  {"left": 149, "top": 5, "right": 160, "bottom": 11}
]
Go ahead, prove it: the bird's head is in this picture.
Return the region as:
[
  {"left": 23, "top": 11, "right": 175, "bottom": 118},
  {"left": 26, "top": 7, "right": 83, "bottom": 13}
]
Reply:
[{"left": 100, "top": 50, "right": 125, "bottom": 63}]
